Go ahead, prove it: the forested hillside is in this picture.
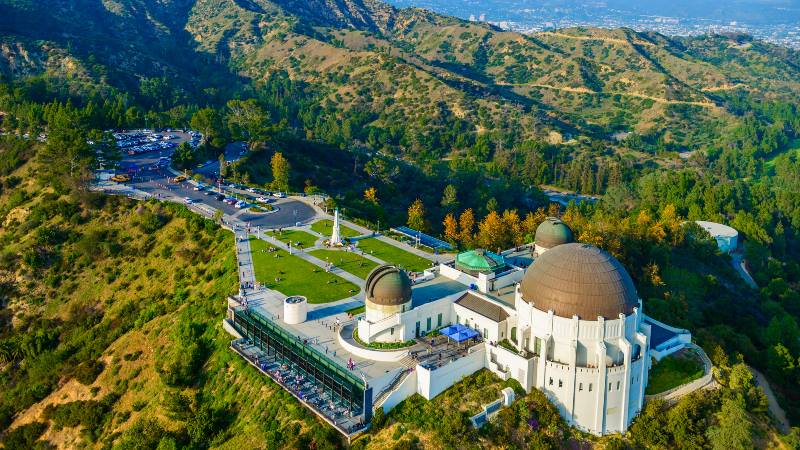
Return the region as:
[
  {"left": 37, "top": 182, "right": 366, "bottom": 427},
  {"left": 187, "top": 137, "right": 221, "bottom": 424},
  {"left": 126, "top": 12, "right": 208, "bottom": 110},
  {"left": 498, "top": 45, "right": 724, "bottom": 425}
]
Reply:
[{"left": 0, "top": 0, "right": 800, "bottom": 448}]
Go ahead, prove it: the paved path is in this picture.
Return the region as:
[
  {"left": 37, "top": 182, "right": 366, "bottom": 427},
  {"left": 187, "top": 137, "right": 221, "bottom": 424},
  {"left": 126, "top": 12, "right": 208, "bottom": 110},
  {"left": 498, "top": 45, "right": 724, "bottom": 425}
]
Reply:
[
  {"left": 751, "top": 367, "right": 790, "bottom": 433},
  {"left": 731, "top": 252, "right": 758, "bottom": 289}
]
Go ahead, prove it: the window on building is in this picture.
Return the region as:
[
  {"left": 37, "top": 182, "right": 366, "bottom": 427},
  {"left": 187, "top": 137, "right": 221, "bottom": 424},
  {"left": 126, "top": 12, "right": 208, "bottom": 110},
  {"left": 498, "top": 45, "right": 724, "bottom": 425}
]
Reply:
[
  {"left": 616, "top": 381, "right": 620, "bottom": 390},
  {"left": 426, "top": 317, "right": 431, "bottom": 330},
  {"left": 579, "top": 383, "right": 583, "bottom": 391},
  {"left": 558, "top": 380, "right": 563, "bottom": 388},
  {"left": 456, "top": 315, "right": 460, "bottom": 324},
  {"left": 390, "top": 327, "right": 394, "bottom": 335},
  {"left": 549, "top": 378, "right": 553, "bottom": 386},
  {"left": 589, "top": 384, "right": 593, "bottom": 392},
  {"left": 437, "top": 313, "right": 442, "bottom": 327},
  {"left": 608, "top": 383, "right": 612, "bottom": 391},
  {"left": 483, "top": 328, "right": 488, "bottom": 337}
]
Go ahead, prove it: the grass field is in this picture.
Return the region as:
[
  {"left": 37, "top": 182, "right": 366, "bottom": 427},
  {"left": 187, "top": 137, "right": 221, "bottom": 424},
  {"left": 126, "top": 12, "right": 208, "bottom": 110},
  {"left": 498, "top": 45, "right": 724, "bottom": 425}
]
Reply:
[
  {"left": 355, "top": 238, "right": 433, "bottom": 272},
  {"left": 308, "top": 248, "right": 379, "bottom": 279},
  {"left": 266, "top": 229, "right": 319, "bottom": 249},
  {"left": 645, "top": 353, "right": 705, "bottom": 395},
  {"left": 250, "top": 238, "right": 359, "bottom": 303},
  {"left": 311, "top": 219, "right": 362, "bottom": 238}
]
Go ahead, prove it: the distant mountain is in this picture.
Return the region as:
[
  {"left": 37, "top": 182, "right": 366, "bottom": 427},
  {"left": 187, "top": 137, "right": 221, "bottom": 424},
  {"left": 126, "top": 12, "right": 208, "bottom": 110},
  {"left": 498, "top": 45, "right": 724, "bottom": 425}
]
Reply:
[{"left": 2, "top": 0, "right": 800, "bottom": 153}]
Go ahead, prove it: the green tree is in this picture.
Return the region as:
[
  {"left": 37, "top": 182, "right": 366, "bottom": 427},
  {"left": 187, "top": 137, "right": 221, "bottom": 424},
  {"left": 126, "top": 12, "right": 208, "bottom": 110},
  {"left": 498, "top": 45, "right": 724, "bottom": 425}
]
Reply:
[
  {"left": 270, "top": 151, "right": 290, "bottom": 192},
  {"left": 190, "top": 108, "right": 223, "bottom": 146},
  {"left": 441, "top": 184, "right": 459, "bottom": 213},
  {"left": 706, "top": 396, "right": 753, "bottom": 450},
  {"left": 226, "top": 99, "right": 269, "bottom": 144},
  {"left": 172, "top": 142, "right": 195, "bottom": 171},
  {"left": 38, "top": 108, "right": 93, "bottom": 189}
]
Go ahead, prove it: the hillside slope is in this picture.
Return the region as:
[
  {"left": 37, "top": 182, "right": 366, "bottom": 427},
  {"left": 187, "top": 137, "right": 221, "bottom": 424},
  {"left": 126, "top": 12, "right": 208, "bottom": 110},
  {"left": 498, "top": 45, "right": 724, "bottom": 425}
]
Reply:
[{"left": 2, "top": 0, "right": 800, "bottom": 155}]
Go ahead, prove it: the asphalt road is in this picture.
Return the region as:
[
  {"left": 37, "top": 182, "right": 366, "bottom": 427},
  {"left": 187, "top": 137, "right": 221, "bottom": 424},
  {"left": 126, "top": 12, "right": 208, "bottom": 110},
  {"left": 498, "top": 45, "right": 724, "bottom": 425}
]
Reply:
[{"left": 120, "top": 142, "right": 317, "bottom": 228}]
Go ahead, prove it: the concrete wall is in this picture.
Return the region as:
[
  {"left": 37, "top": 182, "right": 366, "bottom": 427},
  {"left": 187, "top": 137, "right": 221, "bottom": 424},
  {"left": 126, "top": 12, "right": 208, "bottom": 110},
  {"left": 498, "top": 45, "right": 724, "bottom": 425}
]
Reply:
[
  {"left": 486, "top": 342, "right": 537, "bottom": 391},
  {"left": 440, "top": 263, "right": 479, "bottom": 288},
  {"left": 379, "top": 370, "right": 418, "bottom": 412},
  {"left": 339, "top": 326, "right": 410, "bottom": 362},
  {"left": 453, "top": 303, "right": 506, "bottom": 342},
  {"left": 417, "top": 345, "right": 487, "bottom": 399}
]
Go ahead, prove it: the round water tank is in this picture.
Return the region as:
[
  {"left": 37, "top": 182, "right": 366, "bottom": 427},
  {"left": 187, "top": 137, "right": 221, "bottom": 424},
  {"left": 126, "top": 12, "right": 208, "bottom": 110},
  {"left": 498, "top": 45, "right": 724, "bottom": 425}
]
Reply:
[{"left": 283, "top": 296, "right": 308, "bottom": 324}]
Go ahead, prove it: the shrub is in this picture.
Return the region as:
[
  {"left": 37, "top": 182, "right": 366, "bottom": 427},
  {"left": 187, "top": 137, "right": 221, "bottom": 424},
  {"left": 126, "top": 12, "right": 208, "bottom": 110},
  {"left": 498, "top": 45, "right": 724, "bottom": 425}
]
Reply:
[
  {"left": 1, "top": 422, "right": 48, "bottom": 450},
  {"left": 72, "top": 359, "right": 105, "bottom": 385}
]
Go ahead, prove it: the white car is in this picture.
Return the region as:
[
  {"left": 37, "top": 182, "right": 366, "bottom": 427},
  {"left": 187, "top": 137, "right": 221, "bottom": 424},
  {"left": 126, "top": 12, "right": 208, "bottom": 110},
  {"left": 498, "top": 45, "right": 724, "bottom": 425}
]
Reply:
[
  {"left": 273, "top": 192, "right": 286, "bottom": 198},
  {"left": 247, "top": 187, "right": 257, "bottom": 193},
  {"left": 234, "top": 200, "right": 246, "bottom": 209},
  {"left": 184, "top": 197, "right": 195, "bottom": 204},
  {"left": 193, "top": 185, "right": 204, "bottom": 191},
  {"left": 256, "top": 197, "right": 269, "bottom": 203}
]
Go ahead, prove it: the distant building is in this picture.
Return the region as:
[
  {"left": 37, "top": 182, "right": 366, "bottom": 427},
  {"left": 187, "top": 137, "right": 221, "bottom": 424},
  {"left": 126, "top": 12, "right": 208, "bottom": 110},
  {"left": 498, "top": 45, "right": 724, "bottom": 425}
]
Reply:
[{"left": 695, "top": 221, "right": 739, "bottom": 253}]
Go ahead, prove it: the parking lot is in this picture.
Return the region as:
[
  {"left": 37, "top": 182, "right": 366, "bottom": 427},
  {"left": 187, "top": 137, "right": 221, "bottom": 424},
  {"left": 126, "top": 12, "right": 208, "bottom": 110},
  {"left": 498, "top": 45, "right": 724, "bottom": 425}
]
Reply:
[{"left": 113, "top": 151, "right": 315, "bottom": 229}]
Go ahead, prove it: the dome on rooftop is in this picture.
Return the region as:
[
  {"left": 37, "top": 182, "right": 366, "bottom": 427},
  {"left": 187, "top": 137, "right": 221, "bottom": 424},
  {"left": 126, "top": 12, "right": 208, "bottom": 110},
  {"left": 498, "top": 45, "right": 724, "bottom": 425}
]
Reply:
[
  {"left": 456, "top": 249, "right": 506, "bottom": 275},
  {"left": 534, "top": 217, "right": 574, "bottom": 250},
  {"left": 520, "top": 243, "right": 638, "bottom": 319},
  {"left": 365, "top": 265, "right": 412, "bottom": 306}
]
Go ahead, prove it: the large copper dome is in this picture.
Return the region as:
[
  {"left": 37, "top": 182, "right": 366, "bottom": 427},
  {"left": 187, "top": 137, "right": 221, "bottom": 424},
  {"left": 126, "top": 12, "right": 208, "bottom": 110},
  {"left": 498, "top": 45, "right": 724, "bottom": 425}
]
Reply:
[
  {"left": 365, "top": 265, "right": 412, "bottom": 306},
  {"left": 520, "top": 243, "right": 638, "bottom": 319}
]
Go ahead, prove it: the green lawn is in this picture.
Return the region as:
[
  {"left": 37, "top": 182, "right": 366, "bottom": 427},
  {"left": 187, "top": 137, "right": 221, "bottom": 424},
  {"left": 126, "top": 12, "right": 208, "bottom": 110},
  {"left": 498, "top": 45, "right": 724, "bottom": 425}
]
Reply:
[
  {"left": 249, "top": 238, "right": 359, "bottom": 303},
  {"left": 645, "top": 354, "right": 705, "bottom": 395},
  {"left": 308, "top": 249, "right": 379, "bottom": 279},
  {"left": 310, "top": 219, "right": 362, "bottom": 238},
  {"left": 355, "top": 238, "right": 433, "bottom": 272},
  {"left": 266, "top": 229, "right": 319, "bottom": 249}
]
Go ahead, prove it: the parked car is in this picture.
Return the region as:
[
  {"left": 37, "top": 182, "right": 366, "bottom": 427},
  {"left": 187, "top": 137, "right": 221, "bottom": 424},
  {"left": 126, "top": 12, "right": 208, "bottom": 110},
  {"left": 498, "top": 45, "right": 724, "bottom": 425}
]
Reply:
[
  {"left": 174, "top": 175, "right": 187, "bottom": 182},
  {"left": 111, "top": 174, "right": 131, "bottom": 183},
  {"left": 256, "top": 197, "right": 269, "bottom": 203},
  {"left": 215, "top": 194, "right": 226, "bottom": 201},
  {"left": 247, "top": 187, "right": 257, "bottom": 193},
  {"left": 193, "top": 185, "right": 204, "bottom": 191},
  {"left": 235, "top": 200, "right": 246, "bottom": 209},
  {"left": 273, "top": 192, "right": 286, "bottom": 198},
  {"left": 184, "top": 197, "right": 195, "bottom": 204}
]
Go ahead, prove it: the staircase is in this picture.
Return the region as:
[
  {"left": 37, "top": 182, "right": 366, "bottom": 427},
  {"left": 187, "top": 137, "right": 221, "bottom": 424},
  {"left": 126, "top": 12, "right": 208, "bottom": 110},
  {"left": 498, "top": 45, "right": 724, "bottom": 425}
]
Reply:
[{"left": 374, "top": 367, "right": 414, "bottom": 408}]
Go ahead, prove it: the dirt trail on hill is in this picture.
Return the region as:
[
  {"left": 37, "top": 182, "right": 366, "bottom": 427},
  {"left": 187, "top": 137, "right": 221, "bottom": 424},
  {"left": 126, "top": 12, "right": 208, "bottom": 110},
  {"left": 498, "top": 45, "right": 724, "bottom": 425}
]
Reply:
[
  {"left": 701, "top": 83, "right": 747, "bottom": 92},
  {"left": 536, "top": 31, "right": 655, "bottom": 47},
  {"left": 499, "top": 82, "right": 717, "bottom": 107}
]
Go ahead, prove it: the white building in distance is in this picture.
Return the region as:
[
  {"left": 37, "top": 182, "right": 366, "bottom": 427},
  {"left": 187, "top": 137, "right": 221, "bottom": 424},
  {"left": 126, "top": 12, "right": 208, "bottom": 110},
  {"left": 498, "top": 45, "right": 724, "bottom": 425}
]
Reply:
[{"left": 695, "top": 221, "right": 739, "bottom": 253}]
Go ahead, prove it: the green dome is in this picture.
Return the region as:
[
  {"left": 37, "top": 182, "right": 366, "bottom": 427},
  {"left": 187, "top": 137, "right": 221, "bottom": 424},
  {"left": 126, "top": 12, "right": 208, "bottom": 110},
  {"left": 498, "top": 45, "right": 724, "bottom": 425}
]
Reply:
[
  {"left": 365, "top": 265, "right": 412, "bottom": 306},
  {"left": 456, "top": 249, "right": 506, "bottom": 275},
  {"left": 535, "top": 217, "right": 574, "bottom": 250}
]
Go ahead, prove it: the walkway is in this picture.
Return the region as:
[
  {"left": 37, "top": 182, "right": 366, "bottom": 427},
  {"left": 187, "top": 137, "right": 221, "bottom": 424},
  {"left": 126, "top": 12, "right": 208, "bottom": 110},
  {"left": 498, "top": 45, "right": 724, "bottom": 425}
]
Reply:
[
  {"left": 751, "top": 367, "right": 790, "bottom": 433},
  {"left": 731, "top": 251, "right": 758, "bottom": 289},
  {"left": 645, "top": 343, "right": 716, "bottom": 403}
]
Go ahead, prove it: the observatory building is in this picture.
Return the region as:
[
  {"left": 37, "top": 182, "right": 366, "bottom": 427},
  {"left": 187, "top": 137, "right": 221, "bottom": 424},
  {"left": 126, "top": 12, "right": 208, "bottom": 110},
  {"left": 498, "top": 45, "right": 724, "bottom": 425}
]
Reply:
[{"left": 227, "top": 218, "right": 694, "bottom": 438}]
